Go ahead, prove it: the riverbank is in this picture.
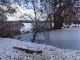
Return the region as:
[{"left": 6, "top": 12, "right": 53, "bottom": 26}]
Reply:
[
  {"left": 14, "top": 27, "right": 80, "bottom": 50},
  {"left": 0, "top": 38, "right": 80, "bottom": 60}
]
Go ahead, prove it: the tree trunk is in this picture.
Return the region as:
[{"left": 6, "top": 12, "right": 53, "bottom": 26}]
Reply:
[
  {"left": 54, "top": 14, "right": 64, "bottom": 29},
  {"left": 49, "top": 14, "right": 53, "bottom": 30},
  {"left": 50, "top": 18, "right": 53, "bottom": 30},
  {"left": 32, "top": 31, "right": 37, "bottom": 42},
  {"left": 55, "top": 20, "right": 63, "bottom": 29}
]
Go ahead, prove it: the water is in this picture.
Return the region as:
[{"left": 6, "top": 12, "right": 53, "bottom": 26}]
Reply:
[
  {"left": 36, "top": 27, "right": 80, "bottom": 50},
  {"left": 15, "top": 27, "right": 80, "bottom": 50}
]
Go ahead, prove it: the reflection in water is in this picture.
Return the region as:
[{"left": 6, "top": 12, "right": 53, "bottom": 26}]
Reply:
[{"left": 36, "top": 27, "right": 80, "bottom": 50}]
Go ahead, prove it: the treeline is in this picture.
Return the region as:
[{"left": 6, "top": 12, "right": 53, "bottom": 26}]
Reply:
[{"left": 0, "top": 21, "right": 23, "bottom": 38}]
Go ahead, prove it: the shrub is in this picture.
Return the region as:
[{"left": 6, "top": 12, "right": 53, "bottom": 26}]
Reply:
[{"left": 0, "top": 21, "right": 23, "bottom": 38}]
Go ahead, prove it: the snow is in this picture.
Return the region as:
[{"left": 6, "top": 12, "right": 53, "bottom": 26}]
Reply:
[
  {"left": 0, "top": 0, "right": 47, "bottom": 21},
  {"left": 20, "top": 23, "right": 80, "bottom": 33},
  {"left": 20, "top": 23, "right": 33, "bottom": 33},
  {"left": 62, "top": 23, "right": 80, "bottom": 28},
  {"left": 1, "top": 38, "right": 80, "bottom": 60},
  {"left": 6, "top": 4, "right": 35, "bottom": 21}
]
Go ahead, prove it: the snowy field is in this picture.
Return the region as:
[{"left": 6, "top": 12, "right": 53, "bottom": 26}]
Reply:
[{"left": 1, "top": 38, "right": 80, "bottom": 60}]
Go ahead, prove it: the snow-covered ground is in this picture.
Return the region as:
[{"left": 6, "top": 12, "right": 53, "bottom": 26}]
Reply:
[
  {"left": 63, "top": 23, "right": 80, "bottom": 28},
  {"left": 1, "top": 38, "right": 80, "bottom": 60}
]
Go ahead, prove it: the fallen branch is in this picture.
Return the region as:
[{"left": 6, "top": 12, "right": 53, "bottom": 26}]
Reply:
[{"left": 13, "top": 46, "right": 42, "bottom": 54}]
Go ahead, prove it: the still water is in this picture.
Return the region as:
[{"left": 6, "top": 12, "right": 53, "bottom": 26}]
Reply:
[
  {"left": 15, "top": 27, "right": 80, "bottom": 50},
  {"left": 36, "top": 27, "right": 80, "bottom": 50}
]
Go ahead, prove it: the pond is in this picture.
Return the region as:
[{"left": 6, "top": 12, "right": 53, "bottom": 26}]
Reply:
[
  {"left": 40, "top": 27, "right": 80, "bottom": 50},
  {"left": 15, "top": 27, "right": 80, "bottom": 50}
]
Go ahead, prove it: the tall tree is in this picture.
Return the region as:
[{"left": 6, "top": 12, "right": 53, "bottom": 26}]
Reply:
[
  {"left": 53, "top": 0, "right": 76, "bottom": 29},
  {"left": 41, "top": 0, "right": 76, "bottom": 29}
]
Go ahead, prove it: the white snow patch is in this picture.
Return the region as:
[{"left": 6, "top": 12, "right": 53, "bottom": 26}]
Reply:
[
  {"left": 20, "top": 23, "right": 33, "bottom": 33},
  {"left": 1, "top": 38, "right": 80, "bottom": 60}
]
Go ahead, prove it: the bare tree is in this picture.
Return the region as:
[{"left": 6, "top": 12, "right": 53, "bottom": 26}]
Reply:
[
  {"left": 1, "top": 0, "right": 77, "bottom": 42},
  {"left": 31, "top": 0, "right": 49, "bottom": 42},
  {"left": 6, "top": 0, "right": 47, "bottom": 42}
]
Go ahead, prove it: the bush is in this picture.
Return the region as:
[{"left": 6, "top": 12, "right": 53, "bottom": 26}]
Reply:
[{"left": 0, "top": 21, "right": 23, "bottom": 38}]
